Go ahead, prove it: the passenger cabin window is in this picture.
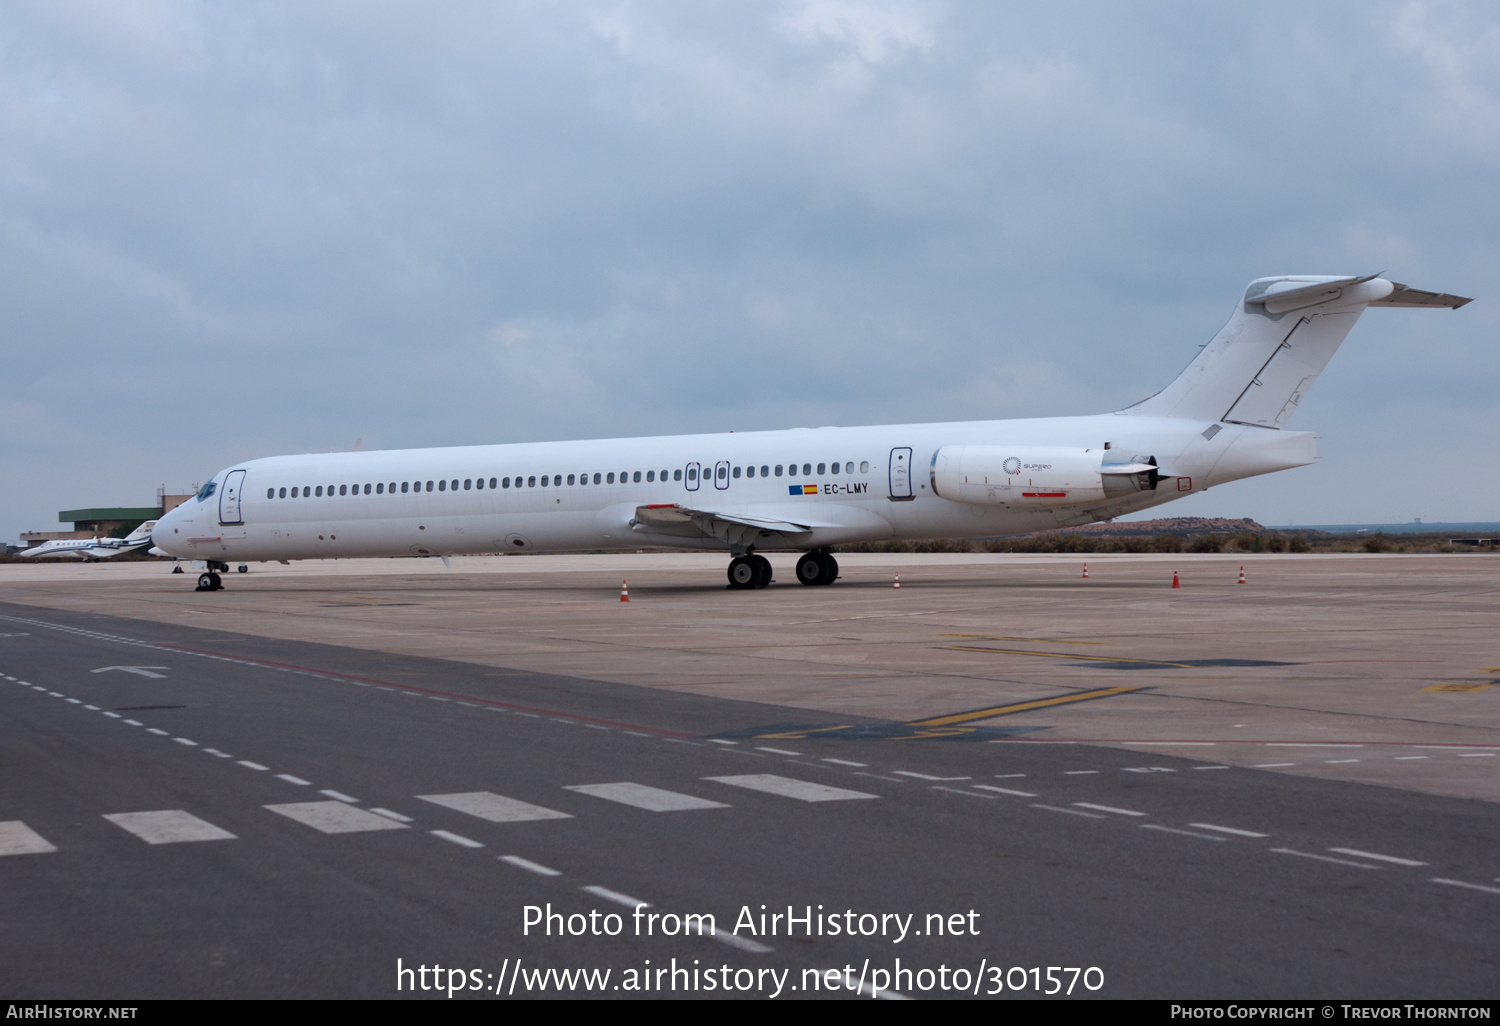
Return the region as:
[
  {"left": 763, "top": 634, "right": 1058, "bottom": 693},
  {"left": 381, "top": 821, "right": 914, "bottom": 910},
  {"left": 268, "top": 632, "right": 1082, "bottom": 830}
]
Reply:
[
  {"left": 860, "top": 461, "right": 869, "bottom": 473},
  {"left": 267, "top": 488, "right": 274, "bottom": 499},
  {"left": 489, "top": 477, "right": 497, "bottom": 488},
  {"left": 464, "top": 479, "right": 472, "bottom": 490},
  {"left": 591, "top": 473, "right": 600, "bottom": 484},
  {"left": 733, "top": 466, "right": 741, "bottom": 478},
  {"left": 451, "top": 479, "right": 458, "bottom": 491},
  {"left": 688, "top": 468, "right": 697, "bottom": 481},
  {"left": 717, "top": 466, "right": 727, "bottom": 480},
  {"left": 673, "top": 469, "right": 682, "bottom": 481},
  {"left": 528, "top": 476, "right": 536, "bottom": 487},
  {"left": 607, "top": 472, "right": 615, "bottom": 484},
  {"left": 633, "top": 471, "right": 642, "bottom": 483},
  {"left": 376, "top": 483, "right": 384, "bottom": 494},
  {"left": 426, "top": 481, "right": 434, "bottom": 492},
  {"left": 439, "top": 480, "right": 446, "bottom": 491},
  {"left": 775, "top": 465, "right": 783, "bottom": 477},
  {"left": 830, "top": 462, "right": 838, "bottom": 475},
  {"left": 817, "top": 463, "right": 826, "bottom": 475},
  {"left": 568, "top": 474, "right": 576, "bottom": 485},
  {"left": 646, "top": 471, "right": 654, "bottom": 482},
  {"left": 803, "top": 463, "right": 811, "bottom": 476}
]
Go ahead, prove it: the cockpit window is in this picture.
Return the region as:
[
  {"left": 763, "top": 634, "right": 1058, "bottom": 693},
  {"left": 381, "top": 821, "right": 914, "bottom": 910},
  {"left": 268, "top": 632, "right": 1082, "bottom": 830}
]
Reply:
[{"left": 196, "top": 480, "right": 217, "bottom": 502}]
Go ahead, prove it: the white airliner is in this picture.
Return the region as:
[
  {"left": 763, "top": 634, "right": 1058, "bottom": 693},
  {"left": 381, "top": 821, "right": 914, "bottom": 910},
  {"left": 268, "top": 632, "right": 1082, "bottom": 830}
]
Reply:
[
  {"left": 22, "top": 521, "right": 158, "bottom": 561},
  {"left": 154, "top": 275, "right": 1469, "bottom": 592}
]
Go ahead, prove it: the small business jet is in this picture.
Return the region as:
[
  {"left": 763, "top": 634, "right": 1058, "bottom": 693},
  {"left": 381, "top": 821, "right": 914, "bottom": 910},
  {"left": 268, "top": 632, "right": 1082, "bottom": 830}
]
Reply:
[
  {"left": 21, "top": 521, "right": 158, "bottom": 561},
  {"left": 154, "top": 275, "right": 1469, "bottom": 592}
]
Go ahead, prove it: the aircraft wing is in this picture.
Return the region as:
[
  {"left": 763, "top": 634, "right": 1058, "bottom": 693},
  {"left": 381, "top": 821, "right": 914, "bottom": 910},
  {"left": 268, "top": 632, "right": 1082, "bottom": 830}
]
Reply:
[{"left": 631, "top": 503, "right": 829, "bottom": 547}]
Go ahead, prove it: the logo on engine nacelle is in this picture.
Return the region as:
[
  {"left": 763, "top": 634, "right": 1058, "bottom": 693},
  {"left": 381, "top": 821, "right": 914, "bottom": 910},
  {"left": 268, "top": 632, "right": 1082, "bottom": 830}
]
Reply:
[{"left": 1003, "top": 457, "right": 1021, "bottom": 475}]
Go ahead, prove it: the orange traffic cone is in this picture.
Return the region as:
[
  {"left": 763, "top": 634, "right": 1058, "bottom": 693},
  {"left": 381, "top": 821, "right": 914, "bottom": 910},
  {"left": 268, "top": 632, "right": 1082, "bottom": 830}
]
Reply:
[
  {"left": 893, "top": 573, "right": 901, "bottom": 590},
  {"left": 1081, "top": 563, "right": 1089, "bottom": 579},
  {"left": 1238, "top": 566, "right": 1245, "bottom": 585},
  {"left": 620, "top": 580, "right": 630, "bottom": 602},
  {"left": 1171, "top": 571, "right": 1180, "bottom": 589}
]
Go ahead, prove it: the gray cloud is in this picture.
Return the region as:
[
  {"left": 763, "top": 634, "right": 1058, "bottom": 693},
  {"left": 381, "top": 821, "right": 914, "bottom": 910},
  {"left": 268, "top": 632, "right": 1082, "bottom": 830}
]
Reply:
[{"left": 2, "top": 0, "right": 1496, "bottom": 536}]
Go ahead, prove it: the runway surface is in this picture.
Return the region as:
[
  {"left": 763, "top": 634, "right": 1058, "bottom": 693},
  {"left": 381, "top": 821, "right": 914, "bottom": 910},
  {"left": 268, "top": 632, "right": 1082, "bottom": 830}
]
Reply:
[{"left": 2, "top": 599, "right": 1496, "bottom": 998}]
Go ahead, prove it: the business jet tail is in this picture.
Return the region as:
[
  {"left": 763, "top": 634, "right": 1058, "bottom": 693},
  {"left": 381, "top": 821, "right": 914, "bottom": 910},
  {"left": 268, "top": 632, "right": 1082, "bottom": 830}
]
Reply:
[{"left": 1121, "top": 275, "right": 1470, "bottom": 427}]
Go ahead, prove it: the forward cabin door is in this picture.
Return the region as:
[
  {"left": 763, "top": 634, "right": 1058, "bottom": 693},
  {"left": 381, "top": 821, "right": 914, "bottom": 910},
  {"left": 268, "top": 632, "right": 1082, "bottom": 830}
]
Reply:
[
  {"left": 888, "top": 447, "right": 914, "bottom": 501},
  {"left": 714, "top": 460, "right": 731, "bottom": 491},
  {"left": 219, "top": 470, "right": 246, "bottom": 525},
  {"left": 685, "top": 461, "right": 701, "bottom": 492}
]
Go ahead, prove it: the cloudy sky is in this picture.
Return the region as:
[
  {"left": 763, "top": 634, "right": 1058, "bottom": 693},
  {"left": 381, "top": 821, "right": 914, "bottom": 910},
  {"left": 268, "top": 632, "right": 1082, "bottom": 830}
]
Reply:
[{"left": 3, "top": 1, "right": 1496, "bottom": 539}]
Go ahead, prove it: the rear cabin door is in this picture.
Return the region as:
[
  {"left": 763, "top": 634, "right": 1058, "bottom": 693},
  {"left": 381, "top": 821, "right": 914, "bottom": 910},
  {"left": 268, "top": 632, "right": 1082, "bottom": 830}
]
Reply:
[
  {"left": 685, "top": 461, "right": 701, "bottom": 492},
  {"left": 219, "top": 470, "right": 246, "bottom": 525},
  {"left": 714, "top": 460, "right": 730, "bottom": 490},
  {"left": 888, "top": 447, "right": 913, "bottom": 500}
]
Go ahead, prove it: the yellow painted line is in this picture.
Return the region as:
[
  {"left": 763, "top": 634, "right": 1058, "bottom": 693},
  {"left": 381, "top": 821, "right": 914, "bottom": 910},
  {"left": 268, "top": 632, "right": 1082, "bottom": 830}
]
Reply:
[
  {"left": 936, "top": 645, "right": 1196, "bottom": 668},
  {"left": 908, "top": 686, "right": 1146, "bottom": 728},
  {"left": 941, "top": 634, "right": 1106, "bottom": 646},
  {"left": 1422, "top": 683, "right": 1494, "bottom": 693},
  {"left": 1480, "top": 666, "right": 1500, "bottom": 674}
]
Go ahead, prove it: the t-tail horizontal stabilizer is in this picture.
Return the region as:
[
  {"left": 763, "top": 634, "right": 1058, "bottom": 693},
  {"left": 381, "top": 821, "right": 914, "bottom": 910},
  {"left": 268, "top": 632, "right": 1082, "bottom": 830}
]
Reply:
[{"left": 1123, "top": 275, "right": 1471, "bottom": 427}]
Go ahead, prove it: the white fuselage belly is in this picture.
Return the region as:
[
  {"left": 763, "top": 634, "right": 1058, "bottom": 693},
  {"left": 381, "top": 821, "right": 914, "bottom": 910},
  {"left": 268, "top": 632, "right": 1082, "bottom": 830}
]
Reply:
[{"left": 152, "top": 412, "right": 1312, "bottom": 563}]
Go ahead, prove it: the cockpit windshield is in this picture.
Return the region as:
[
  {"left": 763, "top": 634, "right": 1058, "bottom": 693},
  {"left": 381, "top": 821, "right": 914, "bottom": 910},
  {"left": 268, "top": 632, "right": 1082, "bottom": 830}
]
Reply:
[{"left": 196, "top": 480, "right": 217, "bottom": 502}]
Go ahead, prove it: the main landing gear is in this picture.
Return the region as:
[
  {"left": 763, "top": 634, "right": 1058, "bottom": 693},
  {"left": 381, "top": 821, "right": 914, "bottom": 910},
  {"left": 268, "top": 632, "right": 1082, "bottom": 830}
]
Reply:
[
  {"left": 795, "top": 550, "right": 838, "bottom": 587},
  {"left": 195, "top": 560, "right": 230, "bottom": 592},
  {"left": 727, "top": 553, "right": 772, "bottom": 590}
]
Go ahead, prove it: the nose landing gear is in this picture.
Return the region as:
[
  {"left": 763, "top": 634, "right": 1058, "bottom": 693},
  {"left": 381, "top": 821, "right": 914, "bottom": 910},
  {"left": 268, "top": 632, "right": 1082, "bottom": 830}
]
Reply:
[{"left": 195, "top": 560, "right": 230, "bottom": 591}]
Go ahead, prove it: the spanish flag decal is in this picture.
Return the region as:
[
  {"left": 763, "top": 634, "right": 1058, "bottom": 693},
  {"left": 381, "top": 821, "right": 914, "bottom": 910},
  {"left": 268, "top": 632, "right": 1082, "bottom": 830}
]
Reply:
[{"left": 789, "top": 484, "right": 819, "bottom": 495}]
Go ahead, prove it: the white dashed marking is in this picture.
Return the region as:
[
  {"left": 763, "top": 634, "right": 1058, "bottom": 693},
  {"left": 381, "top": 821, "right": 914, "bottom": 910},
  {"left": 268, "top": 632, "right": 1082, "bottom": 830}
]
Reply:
[
  {"left": 1270, "top": 848, "right": 1380, "bottom": 869},
  {"left": 1431, "top": 878, "right": 1500, "bottom": 896},
  {"left": 582, "top": 885, "right": 647, "bottom": 909},
  {"left": 319, "top": 790, "right": 359, "bottom": 803},
  {"left": 431, "top": 829, "right": 484, "bottom": 848},
  {"left": 1189, "top": 823, "right": 1269, "bottom": 838},
  {"left": 1328, "top": 848, "right": 1426, "bottom": 867},
  {"left": 1074, "top": 802, "right": 1147, "bottom": 817},
  {"left": 499, "top": 855, "right": 561, "bottom": 877},
  {"left": 1141, "top": 824, "right": 1225, "bottom": 841},
  {"left": 972, "top": 785, "right": 1037, "bottom": 798},
  {"left": 275, "top": 774, "right": 311, "bottom": 786},
  {"left": 238, "top": 761, "right": 269, "bottom": 771}
]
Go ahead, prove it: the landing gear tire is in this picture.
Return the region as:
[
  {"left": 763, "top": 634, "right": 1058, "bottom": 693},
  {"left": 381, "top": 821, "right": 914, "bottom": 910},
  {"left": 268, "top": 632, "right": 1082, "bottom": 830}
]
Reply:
[
  {"left": 172, "top": 565, "right": 184, "bottom": 574},
  {"left": 728, "top": 556, "right": 757, "bottom": 590},
  {"left": 749, "top": 554, "right": 772, "bottom": 588},
  {"left": 237, "top": 564, "right": 248, "bottom": 574},
  {"left": 795, "top": 551, "right": 838, "bottom": 586},
  {"left": 728, "top": 554, "right": 774, "bottom": 590},
  {"left": 196, "top": 572, "right": 222, "bottom": 592}
]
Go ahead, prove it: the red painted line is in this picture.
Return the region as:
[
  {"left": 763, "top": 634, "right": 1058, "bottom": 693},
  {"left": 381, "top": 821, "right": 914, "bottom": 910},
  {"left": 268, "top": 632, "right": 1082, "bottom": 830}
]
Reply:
[{"left": 150, "top": 642, "right": 692, "bottom": 736}]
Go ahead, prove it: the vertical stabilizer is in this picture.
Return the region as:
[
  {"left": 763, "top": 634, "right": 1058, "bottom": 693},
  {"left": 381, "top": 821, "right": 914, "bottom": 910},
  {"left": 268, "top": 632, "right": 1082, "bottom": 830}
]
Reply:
[{"left": 1121, "top": 275, "right": 1468, "bottom": 426}]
